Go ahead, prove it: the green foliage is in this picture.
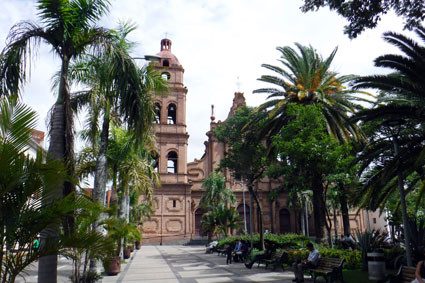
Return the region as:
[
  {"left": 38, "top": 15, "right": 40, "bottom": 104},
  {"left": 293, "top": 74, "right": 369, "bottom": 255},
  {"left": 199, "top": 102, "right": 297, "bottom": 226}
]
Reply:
[
  {"left": 269, "top": 104, "right": 353, "bottom": 201},
  {"left": 271, "top": 104, "right": 349, "bottom": 177},
  {"left": 213, "top": 106, "right": 267, "bottom": 181},
  {"left": 352, "top": 26, "right": 425, "bottom": 211},
  {"left": 130, "top": 202, "right": 154, "bottom": 225},
  {"left": 217, "top": 233, "right": 364, "bottom": 269},
  {"left": 217, "top": 233, "right": 310, "bottom": 250},
  {"left": 0, "top": 97, "right": 89, "bottom": 282},
  {"left": 103, "top": 217, "right": 141, "bottom": 257},
  {"left": 301, "top": 0, "right": 425, "bottom": 38},
  {"left": 200, "top": 173, "right": 241, "bottom": 238},
  {"left": 254, "top": 43, "right": 369, "bottom": 145}
]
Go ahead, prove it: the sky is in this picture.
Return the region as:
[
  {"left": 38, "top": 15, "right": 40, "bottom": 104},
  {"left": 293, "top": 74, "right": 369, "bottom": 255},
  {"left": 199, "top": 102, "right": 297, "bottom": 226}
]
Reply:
[{"left": 0, "top": 0, "right": 409, "bottom": 162}]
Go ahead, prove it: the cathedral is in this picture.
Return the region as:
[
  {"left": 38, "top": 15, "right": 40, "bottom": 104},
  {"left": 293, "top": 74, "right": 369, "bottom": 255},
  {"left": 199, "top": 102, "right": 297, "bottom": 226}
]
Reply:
[{"left": 141, "top": 39, "right": 385, "bottom": 243}]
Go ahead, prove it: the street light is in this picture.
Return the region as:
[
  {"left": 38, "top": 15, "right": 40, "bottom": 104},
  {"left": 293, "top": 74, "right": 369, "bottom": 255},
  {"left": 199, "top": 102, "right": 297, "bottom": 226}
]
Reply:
[
  {"left": 302, "top": 191, "right": 309, "bottom": 237},
  {"left": 133, "top": 55, "right": 161, "bottom": 62}
]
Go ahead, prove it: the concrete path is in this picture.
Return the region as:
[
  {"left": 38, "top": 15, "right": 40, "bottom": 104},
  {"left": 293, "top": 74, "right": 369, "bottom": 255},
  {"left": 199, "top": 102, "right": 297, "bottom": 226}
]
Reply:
[{"left": 102, "top": 245, "right": 313, "bottom": 283}]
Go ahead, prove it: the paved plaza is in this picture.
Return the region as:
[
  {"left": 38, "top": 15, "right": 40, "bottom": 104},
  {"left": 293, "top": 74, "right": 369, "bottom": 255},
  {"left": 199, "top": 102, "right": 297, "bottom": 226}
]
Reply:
[
  {"left": 16, "top": 245, "right": 319, "bottom": 282},
  {"left": 102, "top": 245, "right": 310, "bottom": 283}
]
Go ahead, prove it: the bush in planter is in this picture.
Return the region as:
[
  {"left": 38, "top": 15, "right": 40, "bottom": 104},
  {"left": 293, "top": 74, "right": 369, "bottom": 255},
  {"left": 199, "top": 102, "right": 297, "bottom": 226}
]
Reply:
[
  {"left": 102, "top": 255, "right": 121, "bottom": 276},
  {"left": 103, "top": 217, "right": 140, "bottom": 256},
  {"left": 355, "top": 229, "right": 388, "bottom": 271}
]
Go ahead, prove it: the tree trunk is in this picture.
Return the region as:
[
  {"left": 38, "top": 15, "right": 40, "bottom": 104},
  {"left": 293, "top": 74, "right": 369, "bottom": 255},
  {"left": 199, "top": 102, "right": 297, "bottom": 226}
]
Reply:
[
  {"left": 93, "top": 114, "right": 110, "bottom": 208},
  {"left": 248, "top": 183, "right": 264, "bottom": 250},
  {"left": 334, "top": 207, "right": 338, "bottom": 244},
  {"left": 339, "top": 189, "right": 351, "bottom": 237},
  {"left": 394, "top": 136, "right": 413, "bottom": 266},
  {"left": 90, "top": 113, "right": 110, "bottom": 273},
  {"left": 38, "top": 101, "right": 66, "bottom": 283},
  {"left": 110, "top": 167, "right": 119, "bottom": 207},
  {"left": 312, "top": 175, "right": 325, "bottom": 241},
  {"left": 120, "top": 190, "right": 128, "bottom": 219}
]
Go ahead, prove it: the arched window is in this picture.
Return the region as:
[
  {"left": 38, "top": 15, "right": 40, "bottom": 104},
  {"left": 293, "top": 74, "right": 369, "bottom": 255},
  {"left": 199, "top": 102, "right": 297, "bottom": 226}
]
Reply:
[
  {"left": 279, "top": 208, "right": 291, "bottom": 234},
  {"left": 167, "top": 103, "right": 176, "bottom": 124},
  {"left": 167, "top": 151, "right": 178, "bottom": 173},
  {"left": 162, "top": 60, "right": 169, "bottom": 67},
  {"left": 154, "top": 102, "right": 161, "bottom": 124},
  {"left": 161, "top": 72, "right": 170, "bottom": 80}
]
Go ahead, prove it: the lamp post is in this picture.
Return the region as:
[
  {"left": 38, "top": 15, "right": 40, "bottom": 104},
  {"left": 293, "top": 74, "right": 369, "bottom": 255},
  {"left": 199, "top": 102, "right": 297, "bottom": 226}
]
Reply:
[
  {"left": 239, "top": 182, "right": 247, "bottom": 233},
  {"left": 248, "top": 182, "right": 254, "bottom": 252},
  {"left": 302, "top": 191, "right": 309, "bottom": 237}
]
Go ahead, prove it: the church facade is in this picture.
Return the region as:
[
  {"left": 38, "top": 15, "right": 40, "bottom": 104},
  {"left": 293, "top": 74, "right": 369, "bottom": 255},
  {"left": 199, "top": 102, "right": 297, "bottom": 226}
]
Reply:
[{"left": 141, "top": 39, "right": 385, "bottom": 243}]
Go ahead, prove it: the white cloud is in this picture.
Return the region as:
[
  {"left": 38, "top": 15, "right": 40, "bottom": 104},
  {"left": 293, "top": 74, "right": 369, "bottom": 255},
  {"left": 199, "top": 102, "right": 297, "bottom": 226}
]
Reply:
[{"left": 0, "top": 0, "right": 410, "bottom": 161}]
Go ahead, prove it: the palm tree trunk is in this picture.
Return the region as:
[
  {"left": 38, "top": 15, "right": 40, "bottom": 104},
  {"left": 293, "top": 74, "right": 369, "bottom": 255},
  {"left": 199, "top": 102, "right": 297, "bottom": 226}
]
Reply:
[
  {"left": 38, "top": 102, "right": 65, "bottom": 283},
  {"left": 39, "top": 56, "right": 73, "bottom": 283},
  {"left": 93, "top": 114, "right": 110, "bottom": 208},
  {"left": 339, "top": 189, "right": 351, "bottom": 237},
  {"left": 120, "top": 190, "right": 128, "bottom": 219},
  {"left": 90, "top": 114, "right": 110, "bottom": 272},
  {"left": 393, "top": 136, "right": 413, "bottom": 266},
  {"left": 110, "top": 166, "right": 119, "bottom": 207}
]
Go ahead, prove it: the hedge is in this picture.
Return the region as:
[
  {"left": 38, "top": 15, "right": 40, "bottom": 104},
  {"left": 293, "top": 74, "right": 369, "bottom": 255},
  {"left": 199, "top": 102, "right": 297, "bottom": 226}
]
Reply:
[
  {"left": 216, "top": 234, "right": 404, "bottom": 270},
  {"left": 217, "top": 233, "right": 310, "bottom": 250}
]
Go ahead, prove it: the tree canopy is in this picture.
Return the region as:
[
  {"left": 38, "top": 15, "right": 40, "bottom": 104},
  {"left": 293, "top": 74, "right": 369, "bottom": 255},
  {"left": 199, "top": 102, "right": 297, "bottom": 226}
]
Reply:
[{"left": 301, "top": 0, "right": 425, "bottom": 38}]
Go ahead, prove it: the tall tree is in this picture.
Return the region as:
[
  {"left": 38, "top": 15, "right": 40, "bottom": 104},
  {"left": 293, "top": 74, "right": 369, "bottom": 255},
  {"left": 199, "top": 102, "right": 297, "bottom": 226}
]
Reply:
[
  {"left": 214, "top": 106, "right": 268, "bottom": 249},
  {"left": 69, "top": 21, "right": 165, "bottom": 245},
  {"left": 351, "top": 25, "right": 425, "bottom": 266},
  {"left": 0, "top": 1, "right": 113, "bottom": 281},
  {"left": 254, "top": 43, "right": 368, "bottom": 240},
  {"left": 300, "top": 0, "right": 425, "bottom": 38},
  {"left": 269, "top": 103, "right": 353, "bottom": 241},
  {"left": 0, "top": 96, "right": 110, "bottom": 283},
  {"left": 200, "top": 172, "right": 240, "bottom": 240}
]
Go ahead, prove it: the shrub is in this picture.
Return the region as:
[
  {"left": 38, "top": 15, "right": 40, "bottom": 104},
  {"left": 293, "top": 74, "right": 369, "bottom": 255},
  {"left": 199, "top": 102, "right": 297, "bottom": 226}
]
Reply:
[{"left": 217, "top": 233, "right": 310, "bottom": 250}]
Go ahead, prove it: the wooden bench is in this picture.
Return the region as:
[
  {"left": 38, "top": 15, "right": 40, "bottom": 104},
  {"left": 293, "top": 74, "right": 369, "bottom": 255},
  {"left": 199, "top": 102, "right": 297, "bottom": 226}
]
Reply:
[
  {"left": 216, "top": 245, "right": 228, "bottom": 256},
  {"left": 306, "top": 257, "right": 345, "bottom": 283},
  {"left": 387, "top": 265, "right": 416, "bottom": 283},
  {"left": 258, "top": 250, "right": 287, "bottom": 271}
]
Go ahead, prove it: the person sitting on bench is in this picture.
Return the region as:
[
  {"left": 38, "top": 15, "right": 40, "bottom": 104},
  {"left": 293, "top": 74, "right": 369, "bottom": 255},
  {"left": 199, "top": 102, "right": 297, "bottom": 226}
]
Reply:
[
  {"left": 292, "top": 242, "right": 320, "bottom": 283},
  {"left": 244, "top": 240, "right": 275, "bottom": 269}
]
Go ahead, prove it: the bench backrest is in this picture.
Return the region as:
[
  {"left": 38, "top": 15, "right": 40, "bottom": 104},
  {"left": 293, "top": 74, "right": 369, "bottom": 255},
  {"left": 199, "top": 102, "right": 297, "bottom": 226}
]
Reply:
[
  {"left": 316, "top": 258, "right": 344, "bottom": 269},
  {"left": 399, "top": 266, "right": 416, "bottom": 282}
]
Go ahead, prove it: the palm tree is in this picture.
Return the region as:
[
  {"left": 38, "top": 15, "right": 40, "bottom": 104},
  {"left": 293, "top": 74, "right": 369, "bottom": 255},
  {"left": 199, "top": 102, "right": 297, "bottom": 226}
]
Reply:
[
  {"left": 0, "top": 1, "right": 113, "bottom": 280},
  {"left": 200, "top": 172, "right": 236, "bottom": 208},
  {"left": 254, "top": 43, "right": 371, "bottom": 144},
  {"left": 200, "top": 173, "right": 240, "bottom": 238},
  {"left": 0, "top": 96, "right": 110, "bottom": 283},
  {"left": 254, "top": 43, "right": 370, "bottom": 240},
  {"left": 69, "top": 22, "right": 166, "bottom": 216},
  {"left": 351, "top": 25, "right": 425, "bottom": 266}
]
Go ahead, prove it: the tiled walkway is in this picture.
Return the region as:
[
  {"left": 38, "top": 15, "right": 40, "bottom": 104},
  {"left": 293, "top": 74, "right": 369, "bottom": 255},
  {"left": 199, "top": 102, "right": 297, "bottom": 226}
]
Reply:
[{"left": 102, "top": 245, "right": 308, "bottom": 283}]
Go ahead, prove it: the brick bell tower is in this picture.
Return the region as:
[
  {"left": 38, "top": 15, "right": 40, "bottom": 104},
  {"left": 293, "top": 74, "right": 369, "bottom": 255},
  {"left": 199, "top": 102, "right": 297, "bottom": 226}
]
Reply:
[{"left": 142, "top": 39, "right": 192, "bottom": 243}]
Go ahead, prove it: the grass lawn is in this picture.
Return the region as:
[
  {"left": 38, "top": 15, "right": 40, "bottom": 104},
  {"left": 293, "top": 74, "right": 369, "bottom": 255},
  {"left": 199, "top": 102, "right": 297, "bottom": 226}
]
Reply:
[{"left": 342, "top": 269, "right": 377, "bottom": 283}]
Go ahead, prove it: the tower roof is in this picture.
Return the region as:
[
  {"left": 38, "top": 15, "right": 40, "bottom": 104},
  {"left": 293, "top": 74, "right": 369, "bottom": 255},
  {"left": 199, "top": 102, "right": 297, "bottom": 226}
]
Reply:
[{"left": 156, "top": 38, "right": 181, "bottom": 67}]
